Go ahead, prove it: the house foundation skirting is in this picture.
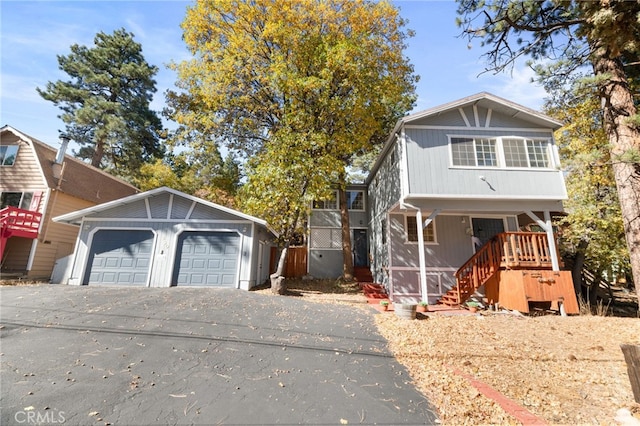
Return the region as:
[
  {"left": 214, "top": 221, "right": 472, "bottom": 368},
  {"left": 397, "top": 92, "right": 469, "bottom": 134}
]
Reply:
[{"left": 388, "top": 266, "right": 457, "bottom": 304}]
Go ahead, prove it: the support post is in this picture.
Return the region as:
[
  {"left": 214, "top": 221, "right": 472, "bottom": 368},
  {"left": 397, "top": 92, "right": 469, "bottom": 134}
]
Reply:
[
  {"left": 525, "top": 210, "right": 560, "bottom": 271},
  {"left": 415, "top": 209, "right": 428, "bottom": 304},
  {"left": 621, "top": 344, "right": 640, "bottom": 403}
]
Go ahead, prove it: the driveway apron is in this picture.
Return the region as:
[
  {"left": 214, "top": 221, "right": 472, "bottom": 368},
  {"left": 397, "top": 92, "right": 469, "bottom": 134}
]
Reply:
[{"left": 1, "top": 285, "right": 437, "bottom": 425}]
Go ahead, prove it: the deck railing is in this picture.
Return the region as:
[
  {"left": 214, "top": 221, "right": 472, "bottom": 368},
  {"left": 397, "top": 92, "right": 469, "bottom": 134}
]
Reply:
[
  {"left": 1, "top": 206, "right": 42, "bottom": 259},
  {"left": 452, "top": 232, "right": 555, "bottom": 304},
  {"left": 1, "top": 206, "right": 42, "bottom": 237}
]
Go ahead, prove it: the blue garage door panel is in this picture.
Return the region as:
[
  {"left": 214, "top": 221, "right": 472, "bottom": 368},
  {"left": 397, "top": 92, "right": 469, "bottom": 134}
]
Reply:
[
  {"left": 84, "top": 230, "right": 154, "bottom": 286},
  {"left": 173, "top": 232, "right": 240, "bottom": 287}
]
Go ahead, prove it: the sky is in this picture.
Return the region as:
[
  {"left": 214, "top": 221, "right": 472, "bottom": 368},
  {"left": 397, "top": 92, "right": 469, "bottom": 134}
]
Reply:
[{"left": 1, "top": 0, "right": 548, "bottom": 151}]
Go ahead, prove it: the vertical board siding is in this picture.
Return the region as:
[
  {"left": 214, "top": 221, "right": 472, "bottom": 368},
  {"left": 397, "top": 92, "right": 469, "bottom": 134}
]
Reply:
[
  {"left": 170, "top": 196, "right": 193, "bottom": 219},
  {"left": 93, "top": 200, "right": 149, "bottom": 219},
  {"left": 148, "top": 193, "right": 170, "bottom": 218}
]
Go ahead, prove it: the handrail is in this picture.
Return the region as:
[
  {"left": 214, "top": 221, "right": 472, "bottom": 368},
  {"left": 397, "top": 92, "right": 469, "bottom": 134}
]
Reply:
[
  {"left": 453, "top": 232, "right": 554, "bottom": 302},
  {"left": 0, "top": 206, "right": 42, "bottom": 235}
]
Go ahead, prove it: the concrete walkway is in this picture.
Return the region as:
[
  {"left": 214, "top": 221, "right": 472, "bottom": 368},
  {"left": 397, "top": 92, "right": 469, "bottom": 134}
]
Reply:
[{"left": 1, "top": 285, "right": 438, "bottom": 425}]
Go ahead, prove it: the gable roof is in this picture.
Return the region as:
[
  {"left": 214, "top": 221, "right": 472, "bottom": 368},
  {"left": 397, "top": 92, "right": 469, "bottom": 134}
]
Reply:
[
  {"left": 366, "top": 92, "right": 563, "bottom": 184},
  {"left": 1, "top": 125, "right": 139, "bottom": 203},
  {"left": 53, "top": 186, "right": 269, "bottom": 227},
  {"left": 402, "top": 92, "right": 563, "bottom": 128}
]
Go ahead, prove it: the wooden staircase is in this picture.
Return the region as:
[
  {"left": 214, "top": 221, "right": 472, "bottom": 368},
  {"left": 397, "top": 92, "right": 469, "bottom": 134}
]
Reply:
[
  {"left": 438, "top": 232, "right": 558, "bottom": 307},
  {"left": 1, "top": 207, "right": 42, "bottom": 260}
]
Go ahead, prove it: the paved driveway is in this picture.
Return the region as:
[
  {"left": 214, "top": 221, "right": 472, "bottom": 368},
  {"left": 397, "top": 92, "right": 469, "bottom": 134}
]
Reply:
[{"left": 1, "top": 285, "right": 437, "bottom": 425}]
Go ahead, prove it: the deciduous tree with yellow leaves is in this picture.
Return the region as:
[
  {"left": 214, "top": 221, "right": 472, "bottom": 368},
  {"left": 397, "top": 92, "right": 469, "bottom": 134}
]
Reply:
[{"left": 167, "top": 0, "right": 417, "bottom": 292}]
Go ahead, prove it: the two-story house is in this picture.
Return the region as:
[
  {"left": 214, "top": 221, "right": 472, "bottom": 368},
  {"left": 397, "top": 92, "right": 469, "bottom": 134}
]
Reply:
[
  {"left": 363, "top": 92, "right": 577, "bottom": 313},
  {"left": 0, "top": 125, "right": 139, "bottom": 279}
]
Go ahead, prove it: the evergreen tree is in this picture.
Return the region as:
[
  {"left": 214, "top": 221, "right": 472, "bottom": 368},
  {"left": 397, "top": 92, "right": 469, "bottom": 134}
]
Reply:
[{"left": 38, "top": 28, "right": 165, "bottom": 180}]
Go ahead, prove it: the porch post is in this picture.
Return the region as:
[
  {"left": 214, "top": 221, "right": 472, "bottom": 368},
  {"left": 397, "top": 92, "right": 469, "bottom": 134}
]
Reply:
[
  {"left": 415, "top": 209, "right": 428, "bottom": 303},
  {"left": 544, "top": 210, "right": 560, "bottom": 271},
  {"left": 525, "top": 210, "right": 560, "bottom": 271}
]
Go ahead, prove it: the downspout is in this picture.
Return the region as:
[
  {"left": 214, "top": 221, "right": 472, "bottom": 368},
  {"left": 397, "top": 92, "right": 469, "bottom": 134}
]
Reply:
[{"left": 396, "top": 126, "right": 430, "bottom": 302}]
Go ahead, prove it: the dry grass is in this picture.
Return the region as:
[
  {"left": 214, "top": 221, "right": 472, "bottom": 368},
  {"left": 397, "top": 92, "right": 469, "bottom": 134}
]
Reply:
[{"left": 255, "top": 278, "right": 640, "bottom": 425}]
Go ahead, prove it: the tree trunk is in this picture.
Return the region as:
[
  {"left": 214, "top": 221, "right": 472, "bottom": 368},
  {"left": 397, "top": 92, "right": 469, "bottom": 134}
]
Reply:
[
  {"left": 592, "top": 52, "right": 640, "bottom": 312},
  {"left": 92, "top": 136, "right": 105, "bottom": 168},
  {"left": 270, "top": 245, "right": 288, "bottom": 295},
  {"left": 571, "top": 242, "right": 587, "bottom": 297},
  {"left": 338, "top": 186, "right": 354, "bottom": 281}
]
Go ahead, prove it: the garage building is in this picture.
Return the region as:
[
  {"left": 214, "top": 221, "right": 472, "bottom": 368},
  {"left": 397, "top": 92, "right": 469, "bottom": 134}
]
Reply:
[{"left": 53, "top": 187, "right": 275, "bottom": 289}]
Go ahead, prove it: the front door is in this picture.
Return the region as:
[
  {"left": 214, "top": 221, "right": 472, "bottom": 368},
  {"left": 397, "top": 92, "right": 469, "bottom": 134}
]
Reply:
[
  {"left": 472, "top": 218, "right": 505, "bottom": 247},
  {"left": 353, "top": 229, "right": 368, "bottom": 267}
]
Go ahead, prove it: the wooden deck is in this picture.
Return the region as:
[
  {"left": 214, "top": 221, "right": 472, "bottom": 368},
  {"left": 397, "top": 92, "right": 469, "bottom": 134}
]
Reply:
[{"left": 438, "top": 232, "right": 578, "bottom": 314}]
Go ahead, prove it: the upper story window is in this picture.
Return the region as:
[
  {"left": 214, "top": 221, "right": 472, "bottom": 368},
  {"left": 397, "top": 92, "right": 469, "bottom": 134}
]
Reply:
[
  {"left": 1, "top": 192, "right": 33, "bottom": 209},
  {"left": 450, "top": 136, "right": 552, "bottom": 169},
  {"left": 0, "top": 145, "right": 19, "bottom": 166},
  {"left": 503, "top": 138, "right": 550, "bottom": 168},
  {"left": 346, "top": 190, "right": 364, "bottom": 211},
  {"left": 312, "top": 191, "right": 338, "bottom": 210},
  {"left": 406, "top": 216, "right": 436, "bottom": 244}
]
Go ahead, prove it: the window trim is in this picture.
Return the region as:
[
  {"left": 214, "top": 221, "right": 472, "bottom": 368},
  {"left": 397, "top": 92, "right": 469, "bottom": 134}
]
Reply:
[
  {"left": 0, "top": 145, "right": 19, "bottom": 166},
  {"left": 448, "top": 135, "right": 554, "bottom": 170},
  {"left": 405, "top": 215, "right": 437, "bottom": 245},
  {"left": 346, "top": 190, "right": 365, "bottom": 211},
  {"left": 312, "top": 190, "right": 339, "bottom": 211},
  {"left": 0, "top": 192, "right": 33, "bottom": 210}
]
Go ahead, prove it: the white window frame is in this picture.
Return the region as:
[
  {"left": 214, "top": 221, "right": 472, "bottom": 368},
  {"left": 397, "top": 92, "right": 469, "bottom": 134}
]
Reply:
[
  {"left": 312, "top": 190, "right": 339, "bottom": 210},
  {"left": 405, "top": 215, "right": 437, "bottom": 245},
  {"left": 449, "top": 135, "right": 553, "bottom": 170},
  {"left": 346, "top": 190, "right": 365, "bottom": 211}
]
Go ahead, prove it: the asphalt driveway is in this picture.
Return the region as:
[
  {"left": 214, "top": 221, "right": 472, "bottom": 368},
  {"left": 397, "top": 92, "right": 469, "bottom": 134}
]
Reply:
[{"left": 1, "top": 285, "right": 437, "bottom": 425}]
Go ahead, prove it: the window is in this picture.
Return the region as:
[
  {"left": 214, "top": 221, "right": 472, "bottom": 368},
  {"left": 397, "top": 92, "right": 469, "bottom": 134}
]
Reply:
[
  {"left": 406, "top": 216, "right": 436, "bottom": 243},
  {"left": 0, "top": 145, "right": 19, "bottom": 166},
  {"left": 450, "top": 136, "right": 552, "bottom": 169},
  {"left": 346, "top": 190, "right": 364, "bottom": 211},
  {"left": 312, "top": 191, "right": 338, "bottom": 210},
  {"left": 503, "top": 138, "right": 550, "bottom": 168},
  {"left": 0, "top": 192, "right": 33, "bottom": 209},
  {"left": 451, "top": 137, "right": 498, "bottom": 167}
]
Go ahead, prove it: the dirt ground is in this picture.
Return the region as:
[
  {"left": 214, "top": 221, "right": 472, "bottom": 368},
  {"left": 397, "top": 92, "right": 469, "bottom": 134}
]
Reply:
[{"left": 254, "top": 279, "right": 640, "bottom": 425}]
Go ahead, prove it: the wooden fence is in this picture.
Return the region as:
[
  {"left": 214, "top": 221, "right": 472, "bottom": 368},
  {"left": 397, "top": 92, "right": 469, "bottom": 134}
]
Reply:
[{"left": 270, "top": 246, "right": 308, "bottom": 278}]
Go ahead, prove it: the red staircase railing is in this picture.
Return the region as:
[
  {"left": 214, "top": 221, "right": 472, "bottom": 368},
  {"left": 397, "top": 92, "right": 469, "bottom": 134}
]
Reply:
[
  {"left": 438, "top": 232, "right": 555, "bottom": 307},
  {"left": 1, "top": 207, "right": 42, "bottom": 260}
]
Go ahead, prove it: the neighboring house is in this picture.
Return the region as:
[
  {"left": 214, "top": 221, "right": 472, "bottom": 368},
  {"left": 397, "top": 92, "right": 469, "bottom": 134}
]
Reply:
[
  {"left": 0, "top": 125, "right": 138, "bottom": 279},
  {"left": 308, "top": 184, "right": 369, "bottom": 278},
  {"left": 365, "top": 92, "right": 577, "bottom": 312},
  {"left": 53, "top": 187, "right": 275, "bottom": 289}
]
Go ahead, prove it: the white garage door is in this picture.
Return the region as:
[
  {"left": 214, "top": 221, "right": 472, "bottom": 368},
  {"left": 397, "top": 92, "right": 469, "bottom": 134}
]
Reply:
[
  {"left": 84, "top": 230, "right": 154, "bottom": 285},
  {"left": 173, "top": 231, "right": 240, "bottom": 287}
]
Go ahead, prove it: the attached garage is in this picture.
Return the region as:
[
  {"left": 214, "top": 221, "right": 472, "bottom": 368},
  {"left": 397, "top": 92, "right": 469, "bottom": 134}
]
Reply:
[
  {"left": 84, "top": 230, "right": 154, "bottom": 285},
  {"left": 173, "top": 231, "right": 239, "bottom": 287},
  {"left": 54, "top": 187, "right": 275, "bottom": 290}
]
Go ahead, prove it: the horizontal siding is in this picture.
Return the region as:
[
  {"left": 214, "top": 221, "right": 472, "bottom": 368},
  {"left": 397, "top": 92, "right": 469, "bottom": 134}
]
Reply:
[
  {"left": 30, "top": 192, "right": 93, "bottom": 278},
  {"left": 0, "top": 133, "right": 46, "bottom": 192},
  {"left": 389, "top": 214, "right": 473, "bottom": 269},
  {"left": 2, "top": 237, "right": 32, "bottom": 272},
  {"left": 405, "top": 128, "right": 566, "bottom": 198},
  {"left": 367, "top": 141, "right": 402, "bottom": 287}
]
